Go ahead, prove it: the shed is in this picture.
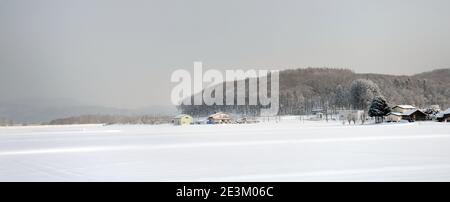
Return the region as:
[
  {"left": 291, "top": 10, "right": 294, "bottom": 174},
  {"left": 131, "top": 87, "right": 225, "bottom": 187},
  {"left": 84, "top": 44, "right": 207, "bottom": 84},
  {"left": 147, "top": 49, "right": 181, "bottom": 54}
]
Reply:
[{"left": 173, "top": 114, "right": 193, "bottom": 125}]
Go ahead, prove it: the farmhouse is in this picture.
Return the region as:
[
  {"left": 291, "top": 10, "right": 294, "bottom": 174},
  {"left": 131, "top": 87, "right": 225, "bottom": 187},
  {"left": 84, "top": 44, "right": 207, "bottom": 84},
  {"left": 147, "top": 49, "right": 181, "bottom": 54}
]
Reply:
[
  {"left": 207, "top": 112, "right": 232, "bottom": 124},
  {"left": 391, "top": 105, "right": 416, "bottom": 113},
  {"left": 386, "top": 112, "right": 402, "bottom": 122},
  {"left": 437, "top": 108, "right": 450, "bottom": 122},
  {"left": 173, "top": 114, "right": 193, "bottom": 125},
  {"left": 402, "top": 109, "right": 427, "bottom": 122}
]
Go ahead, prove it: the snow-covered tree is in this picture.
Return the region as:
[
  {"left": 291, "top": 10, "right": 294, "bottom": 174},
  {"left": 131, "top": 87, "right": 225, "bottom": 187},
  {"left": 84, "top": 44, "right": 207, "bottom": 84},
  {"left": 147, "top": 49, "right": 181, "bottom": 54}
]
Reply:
[
  {"left": 350, "top": 79, "right": 381, "bottom": 110},
  {"left": 368, "top": 96, "right": 391, "bottom": 123},
  {"left": 334, "top": 84, "right": 349, "bottom": 109},
  {"left": 424, "top": 105, "right": 441, "bottom": 120},
  {"left": 425, "top": 105, "right": 440, "bottom": 115}
]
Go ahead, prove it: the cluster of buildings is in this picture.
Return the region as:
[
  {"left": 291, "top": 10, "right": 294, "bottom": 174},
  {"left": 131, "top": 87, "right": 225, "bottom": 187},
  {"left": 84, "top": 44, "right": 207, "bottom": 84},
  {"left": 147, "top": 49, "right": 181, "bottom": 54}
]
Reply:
[
  {"left": 387, "top": 105, "right": 449, "bottom": 122},
  {"left": 173, "top": 112, "right": 255, "bottom": 126},
  {"left": 172, "top": 105, "right": 450, "bottom": 126}
]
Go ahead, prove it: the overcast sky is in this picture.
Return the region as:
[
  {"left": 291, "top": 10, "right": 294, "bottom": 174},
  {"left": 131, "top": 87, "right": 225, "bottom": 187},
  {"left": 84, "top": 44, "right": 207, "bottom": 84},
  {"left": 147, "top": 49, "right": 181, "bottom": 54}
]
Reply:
[{"left": 1, "top": 0, "right": 449, "bottom": 108}]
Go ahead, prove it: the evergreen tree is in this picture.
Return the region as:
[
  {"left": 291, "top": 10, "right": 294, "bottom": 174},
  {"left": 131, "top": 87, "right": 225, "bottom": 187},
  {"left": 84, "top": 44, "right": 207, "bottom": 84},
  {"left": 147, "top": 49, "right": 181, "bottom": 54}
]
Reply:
[{"left": 368, "top": 96, "right": 391, "bottom": 123}]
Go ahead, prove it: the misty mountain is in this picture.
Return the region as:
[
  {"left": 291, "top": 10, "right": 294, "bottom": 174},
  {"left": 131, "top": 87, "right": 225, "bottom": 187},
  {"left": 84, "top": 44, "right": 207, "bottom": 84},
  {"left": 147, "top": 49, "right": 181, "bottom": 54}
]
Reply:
[{"left": 0, "top": 101, "right": 177, "bottom": 124}]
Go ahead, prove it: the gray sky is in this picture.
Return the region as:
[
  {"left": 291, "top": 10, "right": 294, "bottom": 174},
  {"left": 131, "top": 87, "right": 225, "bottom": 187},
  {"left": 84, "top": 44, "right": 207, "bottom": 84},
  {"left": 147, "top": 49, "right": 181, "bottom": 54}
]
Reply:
[{"left": 1, "top": 0, "right": 449, "bottom": 108}]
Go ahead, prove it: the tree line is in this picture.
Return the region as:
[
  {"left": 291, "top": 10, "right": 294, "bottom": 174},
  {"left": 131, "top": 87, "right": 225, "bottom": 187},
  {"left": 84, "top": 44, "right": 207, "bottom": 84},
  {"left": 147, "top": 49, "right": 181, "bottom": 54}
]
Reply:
[
  {"left": 47, "top": 114, "right": 172, "bottom": 125},
  {"left": 179, "top": 68, "right": 450, "bottom": 116}
]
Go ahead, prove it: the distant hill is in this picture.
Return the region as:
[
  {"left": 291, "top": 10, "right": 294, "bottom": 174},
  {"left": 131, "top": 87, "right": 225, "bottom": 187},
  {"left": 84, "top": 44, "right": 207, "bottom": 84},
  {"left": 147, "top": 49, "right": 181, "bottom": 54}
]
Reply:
[
  {"left": 0, "top": 102, "right": 177, "bottom": 124},
  {"left": 47, "top": 114, "right": 172, "bottom": 125},
  {"left": 412, "top": 69, "right": 450, "bottom": 82},
  {"left": 180, "top": 68, "right": 450, "bottom": 116}
]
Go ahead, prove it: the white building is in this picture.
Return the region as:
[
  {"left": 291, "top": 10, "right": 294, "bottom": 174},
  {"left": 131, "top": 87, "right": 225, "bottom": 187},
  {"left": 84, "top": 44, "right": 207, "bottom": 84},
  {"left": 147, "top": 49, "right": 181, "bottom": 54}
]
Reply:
[
  {"left": 386, "top": 112, "right": 402, "bottom": 122},
  {"left": 391, "top": 105, "right": 416, "bottom": 113}
]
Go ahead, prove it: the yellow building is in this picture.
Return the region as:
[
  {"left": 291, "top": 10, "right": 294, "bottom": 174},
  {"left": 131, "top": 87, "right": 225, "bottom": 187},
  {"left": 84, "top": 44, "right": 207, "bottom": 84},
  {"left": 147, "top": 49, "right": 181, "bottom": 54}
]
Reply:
[{"left": 173, "top": 114, "right": 193, "bottom": 125}]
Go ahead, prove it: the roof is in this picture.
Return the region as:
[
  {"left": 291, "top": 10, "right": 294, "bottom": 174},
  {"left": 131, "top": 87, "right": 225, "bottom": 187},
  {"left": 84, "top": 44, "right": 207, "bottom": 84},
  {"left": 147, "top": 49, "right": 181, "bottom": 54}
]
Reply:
[
  {"left": 387, "top": 112, "right": 402, "bottom": 116},
  {"left": 444, "top": 108, "right": 450, "bottom": 115},
  {"left": 436, "top": 108, "right": 450, "bottom": 118},
  {"left": 402, "top": 109, "right": 425, "bottom": 116},
  {"left": 209, "top": 112, "right": 231, "bottom": 120},
  {"left": 393, "top": 105, "right": 416, "bottom": 109}
]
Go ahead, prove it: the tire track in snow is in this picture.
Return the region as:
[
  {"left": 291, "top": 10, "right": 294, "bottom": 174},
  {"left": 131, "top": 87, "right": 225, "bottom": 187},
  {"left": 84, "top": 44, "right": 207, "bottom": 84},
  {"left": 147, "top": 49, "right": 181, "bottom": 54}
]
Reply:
[{"left": 1, "top": 133, "right": 450, "bottom": 156}]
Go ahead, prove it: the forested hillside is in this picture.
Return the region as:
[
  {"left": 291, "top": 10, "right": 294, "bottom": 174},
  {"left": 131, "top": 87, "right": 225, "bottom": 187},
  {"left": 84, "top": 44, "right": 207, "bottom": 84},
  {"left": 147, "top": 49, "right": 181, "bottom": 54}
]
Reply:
[{"left": 179, "top": 68, "right": 450, "bottom": 116}]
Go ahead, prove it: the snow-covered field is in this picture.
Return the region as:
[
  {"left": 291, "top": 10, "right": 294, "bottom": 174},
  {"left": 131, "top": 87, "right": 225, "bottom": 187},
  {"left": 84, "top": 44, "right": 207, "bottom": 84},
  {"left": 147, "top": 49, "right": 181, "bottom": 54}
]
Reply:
[{"left": 0, "top": 120, "right": 449, "bottom": 182}]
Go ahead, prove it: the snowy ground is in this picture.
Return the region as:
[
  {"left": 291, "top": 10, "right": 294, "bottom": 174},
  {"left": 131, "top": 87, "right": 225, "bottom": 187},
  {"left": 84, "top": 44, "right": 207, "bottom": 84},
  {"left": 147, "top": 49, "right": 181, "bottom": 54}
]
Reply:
[{"left": 0, "top": 120, "right": 449, "bottom": 182}]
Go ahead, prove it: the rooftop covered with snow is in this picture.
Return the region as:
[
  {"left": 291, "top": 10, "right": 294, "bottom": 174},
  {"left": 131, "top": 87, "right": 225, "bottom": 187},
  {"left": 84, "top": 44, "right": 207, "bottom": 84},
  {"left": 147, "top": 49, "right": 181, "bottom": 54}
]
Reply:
[
  {"left": 387, "top": 112, "right": 403, "bottom": 116},
  {"left": 443, "top": 108, "right": 450, "bottom": 115},
  {"left": 402, "top": 109, "right": 425, "bottom": 116},
  {"left": 393, "top": 105, "right": 416, "bottom": 109}
]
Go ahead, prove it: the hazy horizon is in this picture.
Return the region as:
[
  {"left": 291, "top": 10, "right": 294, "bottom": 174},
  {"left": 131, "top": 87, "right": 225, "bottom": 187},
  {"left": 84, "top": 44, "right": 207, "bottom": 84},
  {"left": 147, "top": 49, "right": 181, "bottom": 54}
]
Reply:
[{"left": 1, "top": 0, "right": 450, "bottom": 108}]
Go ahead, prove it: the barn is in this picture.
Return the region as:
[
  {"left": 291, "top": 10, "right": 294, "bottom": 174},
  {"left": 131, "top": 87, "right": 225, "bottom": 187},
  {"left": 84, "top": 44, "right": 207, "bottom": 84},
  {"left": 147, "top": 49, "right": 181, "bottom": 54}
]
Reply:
[{"left": 402, "top": 109, "right": 427, "bottom": 122}]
